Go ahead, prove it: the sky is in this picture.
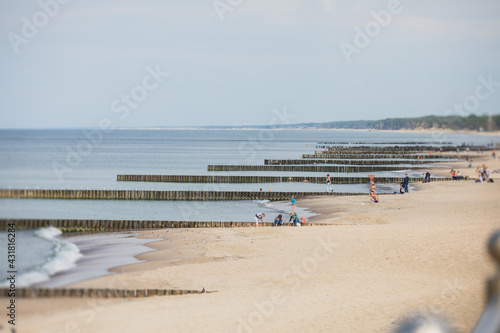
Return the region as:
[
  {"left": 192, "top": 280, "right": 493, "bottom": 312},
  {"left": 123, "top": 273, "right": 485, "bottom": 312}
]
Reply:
[{"left": 0, "top": 0, "right": 499, "bottom": 128}]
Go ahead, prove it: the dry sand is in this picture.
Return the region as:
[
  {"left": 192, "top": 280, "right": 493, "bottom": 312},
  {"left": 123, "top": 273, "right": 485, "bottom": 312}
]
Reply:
[{"left": 17, "top": 156, "right": 500, "bottom": 333}]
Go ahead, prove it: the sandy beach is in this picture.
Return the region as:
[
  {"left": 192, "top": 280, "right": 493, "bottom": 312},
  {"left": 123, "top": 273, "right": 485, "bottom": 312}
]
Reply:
[{"left": 18, "top": 155, "right": 500, "bottom": 332}]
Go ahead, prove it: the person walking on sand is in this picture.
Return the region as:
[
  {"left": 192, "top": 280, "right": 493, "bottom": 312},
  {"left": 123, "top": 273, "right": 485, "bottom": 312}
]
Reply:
[
  {"left": 326, "top": 174, "right": 332, "bottom": 192},
  {"left": 254, "top": 213, "right": 265, "bottom": 226},
  {"left": 290, "top": 195, "right": 296, "bottom": 212}
]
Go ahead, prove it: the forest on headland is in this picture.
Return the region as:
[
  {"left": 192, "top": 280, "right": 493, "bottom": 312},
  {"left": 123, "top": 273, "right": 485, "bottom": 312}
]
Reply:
[
  {"left": 236, "top": 114, "right": 500, "bottom": 131},
  {"left": 282, "top": 115, "right": 500, "bottom": 132}
]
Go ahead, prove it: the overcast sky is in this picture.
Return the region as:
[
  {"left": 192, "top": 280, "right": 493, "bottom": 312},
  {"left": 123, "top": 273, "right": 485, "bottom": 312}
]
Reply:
[{"left": 1, "top": 0, "right": 499, "bottom": 128}]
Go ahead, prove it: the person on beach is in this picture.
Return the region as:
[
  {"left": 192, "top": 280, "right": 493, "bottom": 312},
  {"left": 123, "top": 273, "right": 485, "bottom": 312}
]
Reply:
[
  {"left": 301, "top": 216, "right": 306, "bottom": 224},
  {"left": 475, "top": 174, "right": 483, "bottom": 183},
  {"left": 399, "top": 182, "right": 405, "bottom": 194},
  {"left": 294, "top": 215, "right": 301, "bottom": 226},
  {"left": 290, "top": 195, "right": 296, "bottom": 212},
  {"left": 403, "top": 174, "right": 409, "bottom": 193},
  {"left": 289, "top": 211, "right": 297, "bottom": 224},
  {"left": 475, "top": 166, "right": 482, "bottom": 180},
  {"left": 369, "top": 183, "right": 379, "bottom": 203},
  {"left": 254, "top": 213, "right": 265, "bottom": 226},
  {"left": 326, "top": 174, "right": 332, "bottom": 192},
  {"left": 274, "top": 214, "right": 283, "bottom": 226},
  {"left": 493, "top": 149, "right": 496, "bottom": 159},
  {"left": 368, "top": 174, "right": 375, "bottom": 183},
  {"left": 424, "top": 172, "right": 431, "bottom": 183}
]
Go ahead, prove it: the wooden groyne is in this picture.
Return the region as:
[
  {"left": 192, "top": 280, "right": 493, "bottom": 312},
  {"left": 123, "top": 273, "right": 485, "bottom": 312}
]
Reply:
[
  {"left": 207, "top": 165, "right": 425, "bottom": 172},
  {"left": 302, "top": 154, "right": 459, "bottom": 159},
  {"left": 320, "top": 145, "right": 486, "bottom": 152},
  {"left": 0, "top": 288, "right": 209, "bottom": 298},
  {"left": 0, "top": 219, "right": 328, "bottom": 231},
  {"left": 264, "top": 159, "right": 438, "bottom": 165},
  {"left": 317, "top": 141, "right": 452, "bottom": 145},
  {"left": 117, "top": 175, "right": 452, "bottom": 184},
  {"left": 0, "top": 189, "right": 361, "bottom": 201}
]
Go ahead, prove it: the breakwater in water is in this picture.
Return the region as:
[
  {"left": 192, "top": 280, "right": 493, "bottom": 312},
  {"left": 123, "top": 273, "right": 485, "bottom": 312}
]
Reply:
[
  {"left": 318, "top": 145, "right": 487, "bottom": 152},
  {"left": 302, "top": 153, "right": 460, "bottom": 159},
  {"left": 0, "top": 219, "right": 327, "bottom": 231},
  {"left": 264, "top": 159, "right": 438, "bottom": 165},
  {"left": 206, "top": 165, "right": 426, "bottom": 172},
  {"left": 0, "top": 189, "right": 358, "bottom": 200},
  {"left": 117, "top": 175, "right": 451, "bottom": 184}
]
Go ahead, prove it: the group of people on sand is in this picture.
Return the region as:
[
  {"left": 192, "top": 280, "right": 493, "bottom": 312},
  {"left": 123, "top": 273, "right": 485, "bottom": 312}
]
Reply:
[
  {"left": 476, "top": 164, "right": 493, "bottom": 183},
  {"left": 254, "top": 195, "right": 306, "bottom": 226},
  {"left": 450, "top": 169, "right": 464, "bottom": 180}
]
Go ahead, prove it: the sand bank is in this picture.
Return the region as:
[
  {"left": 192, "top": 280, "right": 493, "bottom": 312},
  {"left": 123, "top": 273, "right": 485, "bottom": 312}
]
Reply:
[{"left": 17, "top": 158, "right": 500, "bottom": 333}]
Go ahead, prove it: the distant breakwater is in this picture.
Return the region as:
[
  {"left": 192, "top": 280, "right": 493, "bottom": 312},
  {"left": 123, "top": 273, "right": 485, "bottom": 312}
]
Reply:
[
  {"left": 263, "top": 159, "right": 442, "bottom": 165},
  {"left": 301, "top": 153, "right": 461, "bottom": 159},
  {"left": 117, "top": 175, "right": 451, "bottom": 184},
  {"left": 206, "top": 165, "right": 427, "bottom": 172}
]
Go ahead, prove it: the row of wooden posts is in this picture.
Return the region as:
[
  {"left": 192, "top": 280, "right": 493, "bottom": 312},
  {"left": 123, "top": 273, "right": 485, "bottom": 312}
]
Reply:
[
  {"left": 0, "top": 288, "right": 208, "bottom": 298},
  {"left": 317, "top": 141, "right": 452, "bottom": 145},
  {"left": 0, "top": 189, "right": 361, "bottom": 201},
  {"left": 263, "top": 159, "right": 446, "bottom": 165},
  {"left": 301, "top": 153, "right": 459, "bottom": 159},
  {"left": 116, "top": 175, "right": 451, "bottom": 184},
  {"left": 206, "top": 164, "right": 427, "bottom": 172},
  {"left": 319, "top": 145, "right": 486, "bottom": 152},
  {"left": 0, "top": 219, "right": 327, "bottom": 231}
]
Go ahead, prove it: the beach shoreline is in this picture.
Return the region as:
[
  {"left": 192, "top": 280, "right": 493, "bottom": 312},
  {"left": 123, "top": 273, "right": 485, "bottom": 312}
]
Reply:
[{"left": 16, "top": 156, "right": 500, "bottom": 332}]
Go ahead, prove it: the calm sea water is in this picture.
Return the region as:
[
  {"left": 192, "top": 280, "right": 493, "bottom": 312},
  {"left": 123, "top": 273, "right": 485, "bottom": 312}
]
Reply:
[
  {"left": 0, "top": 129, "right": 497, "bottom": 221},
  {"left": 0, "top": 129, "right": 497, "bottom": 286}
]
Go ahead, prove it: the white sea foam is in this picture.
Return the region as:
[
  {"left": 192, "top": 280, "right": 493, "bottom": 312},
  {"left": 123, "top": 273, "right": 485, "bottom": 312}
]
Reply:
[
  {"left": 34, "top": 226, "right": 62, "bottom": 240},
  {"left": 252, "top": 199, "right": 272, "bottom": 207},
  {"left": 15, "top": 227, "right": 82, "bottom": 287}
]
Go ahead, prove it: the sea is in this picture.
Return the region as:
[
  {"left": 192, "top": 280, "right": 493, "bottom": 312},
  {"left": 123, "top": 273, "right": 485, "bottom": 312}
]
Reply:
[{"left": 0, "top": 129, "right": 497, "bottom": 287}]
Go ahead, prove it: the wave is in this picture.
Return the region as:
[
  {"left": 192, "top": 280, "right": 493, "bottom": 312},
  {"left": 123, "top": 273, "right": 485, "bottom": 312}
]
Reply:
[
  {"left": 252, "top": 199, "right": 272, "bottom": 208},
  {"left": 34, "top": 226, "right": 63, "bottom": 240},
  {"left": 4, "top": 227, "right": 83, "bottom": 287}
]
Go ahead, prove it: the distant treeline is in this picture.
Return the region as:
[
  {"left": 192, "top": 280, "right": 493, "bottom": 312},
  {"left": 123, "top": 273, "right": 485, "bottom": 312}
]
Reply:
[{"left": 254, "top": 114, "right": 500, "bottom": 131}]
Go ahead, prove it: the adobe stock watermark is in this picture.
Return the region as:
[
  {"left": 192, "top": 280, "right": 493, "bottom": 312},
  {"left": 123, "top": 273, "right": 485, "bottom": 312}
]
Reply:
[
  {"left": 236, "top": 236, "right": 339, "bottom": 332},
  {"left": 52, "top": 65, "right": 169, "bottom": 181},
  {"left": 340, "top": 0, "right": 413, "bottom": 64},
  {"left": 177, "top": 107, "right": 296, "bottom": 222},
  {"left": 237, "top": 107, "right": 296, "bottom": 164},
  {"left": 432, "top": 74, "right": 499, "bottom": 142},
  {"left": 7, "top": 0, "right": 72, "bottom": 54},
  {"left": 212, "top": 0, "right": 244, "bottom": 21}
]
